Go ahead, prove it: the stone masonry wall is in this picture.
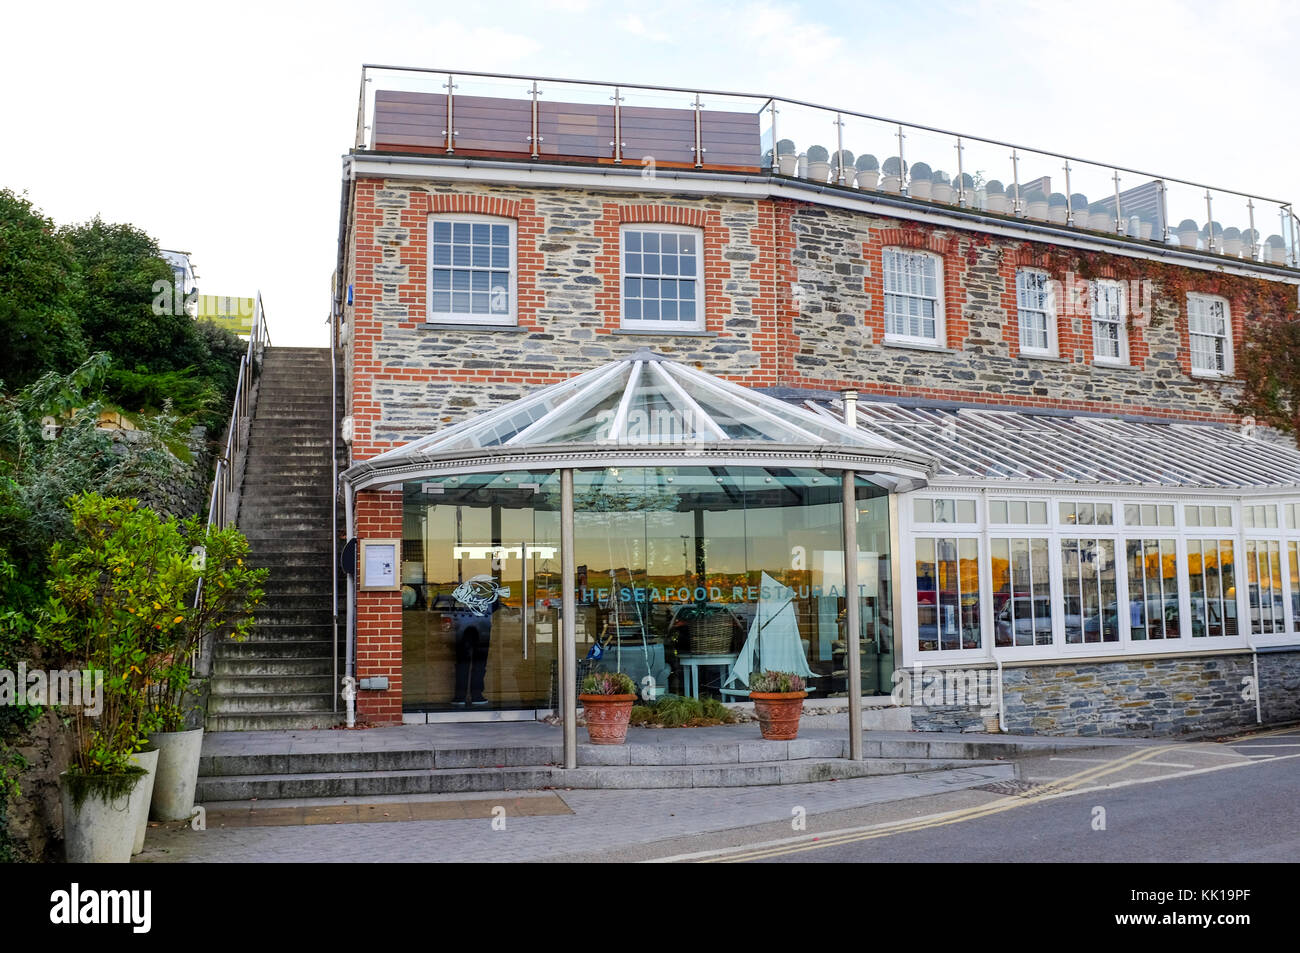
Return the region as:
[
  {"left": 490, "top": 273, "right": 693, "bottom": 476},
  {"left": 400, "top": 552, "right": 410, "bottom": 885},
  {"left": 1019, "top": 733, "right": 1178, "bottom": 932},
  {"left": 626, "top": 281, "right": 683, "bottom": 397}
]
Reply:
[
  {"left": 344, "top": 176, "right": 1275, "bottom": 467},
  {"left": 907, "top": 651, "right": 1300, "bottom": 736}
]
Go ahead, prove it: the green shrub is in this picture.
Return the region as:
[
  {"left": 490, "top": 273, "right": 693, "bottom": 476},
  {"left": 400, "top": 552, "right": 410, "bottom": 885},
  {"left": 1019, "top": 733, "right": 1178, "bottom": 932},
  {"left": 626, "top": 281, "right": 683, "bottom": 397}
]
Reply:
[{"left": 749, "top": 670, "right": 806, "bottom": 693}]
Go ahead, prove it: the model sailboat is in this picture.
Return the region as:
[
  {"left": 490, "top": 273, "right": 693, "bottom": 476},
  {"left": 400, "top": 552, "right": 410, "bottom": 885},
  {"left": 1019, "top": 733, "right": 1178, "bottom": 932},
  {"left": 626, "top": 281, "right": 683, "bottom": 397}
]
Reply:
[{"left": 725, "top": 572, "right": 815, "bottom": 692}]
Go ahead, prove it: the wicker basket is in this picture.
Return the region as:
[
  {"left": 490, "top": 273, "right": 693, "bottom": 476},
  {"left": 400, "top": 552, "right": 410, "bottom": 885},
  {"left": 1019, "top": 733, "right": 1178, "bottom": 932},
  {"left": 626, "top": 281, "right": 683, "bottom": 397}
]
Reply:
[{"left": 688, "top": 614, "right": 734, "bottom": 654}]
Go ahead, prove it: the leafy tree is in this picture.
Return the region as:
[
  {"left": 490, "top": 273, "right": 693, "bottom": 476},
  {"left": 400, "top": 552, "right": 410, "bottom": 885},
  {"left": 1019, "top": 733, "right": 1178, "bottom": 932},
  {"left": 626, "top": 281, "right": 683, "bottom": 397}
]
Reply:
[
  {"left": 0, "top": 190, "right": 87, "bottom": 388},
  {"left": 61, "top": 218, "right": 201, "bottom": 374}
]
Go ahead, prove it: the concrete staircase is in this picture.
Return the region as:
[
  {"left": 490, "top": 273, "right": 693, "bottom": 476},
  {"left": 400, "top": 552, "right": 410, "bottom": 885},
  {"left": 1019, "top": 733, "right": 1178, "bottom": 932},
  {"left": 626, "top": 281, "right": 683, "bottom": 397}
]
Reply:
[{"left": 206, "top": 347, "right": 343, "bottom": 731}]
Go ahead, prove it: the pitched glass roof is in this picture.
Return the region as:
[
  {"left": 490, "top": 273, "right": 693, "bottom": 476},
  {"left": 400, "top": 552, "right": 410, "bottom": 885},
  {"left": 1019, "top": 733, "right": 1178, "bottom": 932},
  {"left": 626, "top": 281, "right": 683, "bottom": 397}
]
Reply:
[
  {"left": 366, "top": 351, "right": 909, "bottom": 458},
  {"left": 803, "top": 400, "right": 1300, "bottom": 490}
]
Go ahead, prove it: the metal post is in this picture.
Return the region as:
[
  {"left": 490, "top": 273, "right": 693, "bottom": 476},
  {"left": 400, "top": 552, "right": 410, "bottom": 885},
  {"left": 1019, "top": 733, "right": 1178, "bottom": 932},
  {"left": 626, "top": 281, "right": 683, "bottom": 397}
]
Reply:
[
  {"left": 611, "top": 86, "right": 623, "bottom": 164},
  {"left": 767, "top": 100, "right": 778, "bottom": 170},
  {"left": 896, "top": 125, "right": 907, "bottom": 195},
  {"left": 691, "top": 94, "right": 705, "bottom": 168},
  {"left": 1063, "top": 161, "right": 1073, "bottom": 226},
  {"left": 1113, "top": 171, "right": 1123, "bottom": 235},
  {"left": 834, "top": 112, "right": 845, "bottom": 185},
  {"left": 1247, "top": 199, "right": 1257, "bottom": 260},
  {"left": 354, "top": 67, "right": 368, "bottom": 150},
  {"left": 560, "top": 468, "right": 577, "bottom": 769},
  {"left": 1289, "top": 207, "right": 1298, "bottom": 268},
  {"left": 528, "top": 81, "right": 542, "bottom": 159},
  {"left": 843, "top": 472, "right": 863, "bottom": 761},
  {"left": 1158, "top": 179, "right": 1170, "bottom": 243},
  {"left": 442, "top": 74, "right": 457, "bottom": 154},
  {"left": 1010, "top": 149, "right": 1021, "bottom": 216},
  {"left": 955, "top": 137, "right": 966, "bottom": 207},
  {"left": 1206, "top": 190, "right": 1216, "bottom": 253}
]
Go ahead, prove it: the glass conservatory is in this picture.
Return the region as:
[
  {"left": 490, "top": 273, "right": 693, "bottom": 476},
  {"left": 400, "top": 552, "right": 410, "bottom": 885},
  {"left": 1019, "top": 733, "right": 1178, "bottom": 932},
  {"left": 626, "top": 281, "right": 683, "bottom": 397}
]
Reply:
[{"left": 341, "top": 351, "right": 933, "bottom": 751}]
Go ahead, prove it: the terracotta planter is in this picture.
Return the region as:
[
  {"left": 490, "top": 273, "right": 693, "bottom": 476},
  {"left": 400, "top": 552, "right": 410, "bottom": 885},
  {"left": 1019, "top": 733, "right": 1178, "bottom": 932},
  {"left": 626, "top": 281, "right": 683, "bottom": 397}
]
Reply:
[
  {"left": 751, "top": 691, "right": 807, "bottom": 741},
  {"left": 579, "top": 694, "right": 636, "bottom": 745}
]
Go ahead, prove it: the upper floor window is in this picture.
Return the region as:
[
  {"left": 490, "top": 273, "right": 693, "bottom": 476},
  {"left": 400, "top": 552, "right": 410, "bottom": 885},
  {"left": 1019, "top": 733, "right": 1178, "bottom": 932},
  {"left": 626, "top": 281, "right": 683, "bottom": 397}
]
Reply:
[
  {"left": 1090, "top": 279, "right": 1128, "bottom": 365},
  {"left": 1187, "top": 293, "right": 1232, "bottom": 376},
  {"left": 621, "top": 226, "right": 703, "bottom": 331},
  {"left": 429, "top": 215, "right": 516, "bottom": 326},
  {"left": 1016, "top": 268, "right": 1056, "bottom": 355},
  {"left": 883, "top": 248, "right": 943, "bottom": 345}
]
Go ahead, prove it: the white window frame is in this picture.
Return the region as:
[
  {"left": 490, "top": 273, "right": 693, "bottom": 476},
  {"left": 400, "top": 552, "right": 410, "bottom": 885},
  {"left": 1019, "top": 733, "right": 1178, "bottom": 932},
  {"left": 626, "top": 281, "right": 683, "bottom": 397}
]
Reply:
[
  {"left": 1187, "top": 293, "right": 1233, "bottom": 377},
  {"left": 619, "top": 224, "right": 705, "bottom": 332},
  {"left": 427, "top": 213, "right": 518, "bottom": 326},
  {"left": 1015, "top": 267, "right": 1057, "bottom": 357},
  {"left": 882, "top": 247, "right": 945, "bottom": 346},
  {"left": 1090, "top": 279, "right": 1128, "bottom": 365}
]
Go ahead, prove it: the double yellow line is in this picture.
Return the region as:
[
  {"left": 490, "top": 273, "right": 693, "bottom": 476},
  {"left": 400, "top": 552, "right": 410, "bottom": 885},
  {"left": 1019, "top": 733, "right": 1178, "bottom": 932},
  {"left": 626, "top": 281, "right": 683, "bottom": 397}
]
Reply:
[{"left": 702, "top": 744, "right": 1177, "bottom": 863}]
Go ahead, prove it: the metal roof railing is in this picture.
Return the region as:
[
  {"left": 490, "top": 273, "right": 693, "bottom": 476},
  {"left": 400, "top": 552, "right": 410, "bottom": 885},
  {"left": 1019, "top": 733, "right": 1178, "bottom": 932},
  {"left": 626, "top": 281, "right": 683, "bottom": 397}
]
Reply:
[{"left": 354, "top": 65, "right": 1300, "bottom": 270}]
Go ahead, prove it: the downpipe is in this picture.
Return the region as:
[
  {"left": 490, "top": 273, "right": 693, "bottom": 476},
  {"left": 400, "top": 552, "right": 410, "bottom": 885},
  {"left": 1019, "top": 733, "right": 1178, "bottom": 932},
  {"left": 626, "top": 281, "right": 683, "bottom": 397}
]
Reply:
[{"left": 343, "top": 481, "right": 357, "bottom": 728}]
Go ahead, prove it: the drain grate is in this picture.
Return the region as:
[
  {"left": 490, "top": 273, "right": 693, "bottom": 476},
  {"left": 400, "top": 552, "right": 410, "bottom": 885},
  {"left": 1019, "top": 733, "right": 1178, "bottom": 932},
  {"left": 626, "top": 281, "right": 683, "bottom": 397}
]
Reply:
[{"left": 972, "top": 779, "right": 1041, "bottom": 796}]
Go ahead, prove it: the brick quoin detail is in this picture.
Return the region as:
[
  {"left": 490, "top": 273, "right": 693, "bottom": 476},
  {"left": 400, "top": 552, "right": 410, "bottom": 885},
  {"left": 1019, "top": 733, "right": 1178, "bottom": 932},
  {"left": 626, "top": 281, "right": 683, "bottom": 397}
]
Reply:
[
  {"left": 594, "top": 202, "right": 733, "bottom": 337},
  {"left": 354, "top": 490, "right": 403, "bottom": 725}
]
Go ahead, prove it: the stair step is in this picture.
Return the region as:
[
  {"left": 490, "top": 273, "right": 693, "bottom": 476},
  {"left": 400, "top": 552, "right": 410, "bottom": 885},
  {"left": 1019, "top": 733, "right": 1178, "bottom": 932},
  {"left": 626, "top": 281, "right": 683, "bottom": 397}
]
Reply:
[
  {"left": 213, "top": 657, "right": 336, "bottom": 676},
  {"left": 208, "top": 692, "right": 336, "bottom": 714},
  {"left": 194, "top": 757, "right": 1000, "bottom": 799},
  {"left": 215, "top": 639, "right": 338, "bottom": 659},
  {"left": 205, "top": 712, "right": 341, "bottom": 732},
  {"left": 210, "top": 674, "right": 336, "bottom": 695}
]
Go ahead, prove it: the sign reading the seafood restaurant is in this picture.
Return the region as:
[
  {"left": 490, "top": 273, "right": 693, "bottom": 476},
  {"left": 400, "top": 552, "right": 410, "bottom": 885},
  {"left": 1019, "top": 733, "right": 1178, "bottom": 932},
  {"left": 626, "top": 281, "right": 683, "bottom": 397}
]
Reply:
[{"left": 579, "top": 583, "right": 874, "bottom": 604}]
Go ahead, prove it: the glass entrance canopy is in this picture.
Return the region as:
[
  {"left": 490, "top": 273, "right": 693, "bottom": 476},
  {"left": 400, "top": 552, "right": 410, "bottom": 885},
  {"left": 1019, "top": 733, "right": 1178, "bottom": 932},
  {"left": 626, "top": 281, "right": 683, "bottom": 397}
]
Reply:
[{"left": 342, "top": 350, "right": 934, "bottom": 491}]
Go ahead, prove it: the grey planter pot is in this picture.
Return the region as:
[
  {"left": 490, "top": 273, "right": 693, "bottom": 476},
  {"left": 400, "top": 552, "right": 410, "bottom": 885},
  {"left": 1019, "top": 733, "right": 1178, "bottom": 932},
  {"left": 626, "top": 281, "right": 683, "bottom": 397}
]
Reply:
[
  {"left": 148, "top": 727, "right": 204, "bottom": 822},
  {"left": 855, "top": 169, "right": 879, "bottom": 190},
  {"left": 128, "top": 748, "right": 159, "bottom": 855},
  {"left": 61, "top": 771, "right": 142, "bottom": 863}
]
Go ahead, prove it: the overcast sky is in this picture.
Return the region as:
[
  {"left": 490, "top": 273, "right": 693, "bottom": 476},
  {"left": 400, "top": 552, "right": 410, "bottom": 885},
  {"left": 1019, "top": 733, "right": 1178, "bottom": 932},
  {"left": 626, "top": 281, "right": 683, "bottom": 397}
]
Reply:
[{"left": 4, "top": 0, "right": 1297, "bottom": 347}]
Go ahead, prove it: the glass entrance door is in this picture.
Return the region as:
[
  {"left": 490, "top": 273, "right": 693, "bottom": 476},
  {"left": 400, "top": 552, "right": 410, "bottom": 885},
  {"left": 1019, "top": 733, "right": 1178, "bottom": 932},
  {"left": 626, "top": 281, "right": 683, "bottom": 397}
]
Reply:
[{"left": 402, "top": 473, "right": 559, "bottom": 712}]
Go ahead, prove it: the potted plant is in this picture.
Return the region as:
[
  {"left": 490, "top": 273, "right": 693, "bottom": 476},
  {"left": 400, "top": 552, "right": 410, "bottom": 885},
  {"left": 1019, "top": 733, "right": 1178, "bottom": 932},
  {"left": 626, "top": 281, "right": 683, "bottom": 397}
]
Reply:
[
  {"left": 1242, "top": 228, "right": 1261, "bottom": 258},
  {"left": 147, "top": 517, "right": 264, "bottom": 822},
  {"left": 931, "top": 170, "right": 953, "bottom": 204},
  {"left": 881, "top": 155, "right": 907, "bottom": 193},
  {"left": 1177, "top": 219, "right": 1201, "bottom": 248},
  {"left": 1131, "top": 214, "right": 1154, "bottom": 241},
  {"left": 909, "top": 161, "right": 933, "bottom": 200},
  {"left": 579, "top": 672, "right": 638, "bottom": 745},
  {"left": 1266, "top": 234, "right": 1288, "bottom": 264},
  {"left": 1088, "top": 201, "right": 1113, "bottom": 232},
  {"left": 953, "top": 172, "right": 975, "bottom": 204},
  {"left": 984, "top": 180, "right": 1009, "bottom": 214},
  {"left": 1069, "top": 193, "right": 1089, "bottom": 226},
  {"left": 775, "top": 139, "right": 798, "bottom": 177},
  {"left": 806, "top": 145, "right": 831, "bottom": 183},
  {"left": 1201, "top": 220, "right": 1224, "bottom": 251},
  {"left": 854, "top": 154, "right": 879, "bottom": 190},
  {"left": 749, "top": 670, "right": 807, "bottom": 741},
  {"left": 126, "top": 745, "right": 158, "bottom": 856},
  {"left": 830, "top": 149, "right": 854, "bottom": 185},
  {"left": 39, "top": 495, "right": 177, "bottom": 862},
  {"left": 1222, "top": 226, "right": 1243, "bottom": 257},
  {"left": 1047, "top": 192, "right": 1069, "bottom": 224},
  {"left": 1023, "top": 188, "right": 1049, "bottom": 221}
]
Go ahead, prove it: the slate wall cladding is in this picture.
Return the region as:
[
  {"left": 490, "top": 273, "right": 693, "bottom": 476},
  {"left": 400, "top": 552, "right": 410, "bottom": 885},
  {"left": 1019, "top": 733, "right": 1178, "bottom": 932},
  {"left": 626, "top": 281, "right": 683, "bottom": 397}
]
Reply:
[
  {"left": 344, "top": 175, "right": 1267, "bottom": 469},
  {"left": 909, "top": 651, "right": 1300, "bottom": 736},
  {"left": 998, "top": 654, "right": 1259, "bottom": 736}
]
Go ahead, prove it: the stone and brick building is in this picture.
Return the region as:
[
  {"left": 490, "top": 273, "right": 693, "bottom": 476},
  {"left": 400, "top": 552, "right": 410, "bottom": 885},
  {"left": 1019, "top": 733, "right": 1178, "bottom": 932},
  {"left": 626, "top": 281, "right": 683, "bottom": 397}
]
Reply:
[{"left": 332, "top": 66, "right": 1300, "bottom": 739}]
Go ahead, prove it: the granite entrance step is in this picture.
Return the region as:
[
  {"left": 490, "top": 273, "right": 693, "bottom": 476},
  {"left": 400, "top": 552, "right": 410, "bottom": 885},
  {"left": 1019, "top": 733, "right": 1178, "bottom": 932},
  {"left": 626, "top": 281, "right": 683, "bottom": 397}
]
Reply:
[{"left": 193, "top": 723, "right": 1021, "bottom": 800}]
